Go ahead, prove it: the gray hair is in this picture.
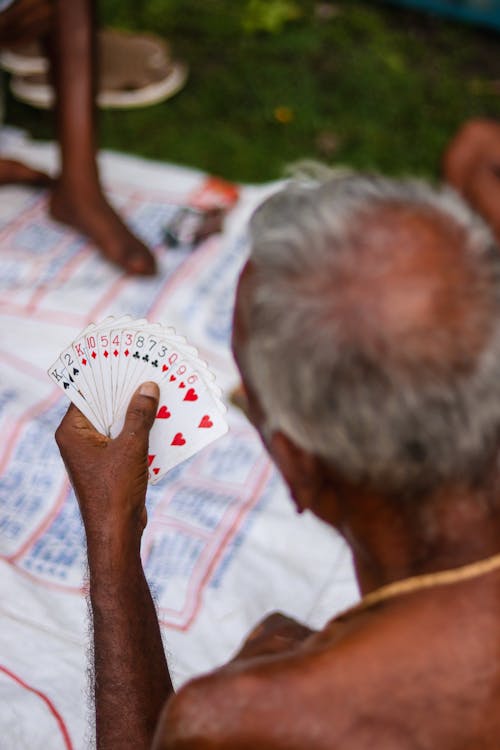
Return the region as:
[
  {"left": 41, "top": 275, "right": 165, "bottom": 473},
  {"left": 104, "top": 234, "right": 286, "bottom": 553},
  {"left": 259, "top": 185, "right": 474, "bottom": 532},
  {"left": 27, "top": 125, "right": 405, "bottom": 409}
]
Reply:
[{"left": 241, "top": 173, "right": 500, "bottom": 498}]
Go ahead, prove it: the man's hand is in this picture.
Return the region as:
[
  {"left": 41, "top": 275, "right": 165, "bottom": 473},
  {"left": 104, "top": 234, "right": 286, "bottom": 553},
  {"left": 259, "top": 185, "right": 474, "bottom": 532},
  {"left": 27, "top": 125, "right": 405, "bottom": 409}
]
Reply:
[
  {"left": 232, "top": 612, "right": 314, "bottom": 661},
  {"left": 55, "top": 381, "right": 159, "bottom": 545},
  {"left": 443, "top": 118, "right": 500, "bottom": 242}
]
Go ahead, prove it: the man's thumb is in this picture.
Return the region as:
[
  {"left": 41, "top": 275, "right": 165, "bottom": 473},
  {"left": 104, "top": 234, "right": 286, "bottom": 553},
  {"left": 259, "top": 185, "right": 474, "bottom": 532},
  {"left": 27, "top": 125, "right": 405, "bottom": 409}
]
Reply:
[{"left": 121, "top": 382, "right": 160, "bottom": 441}]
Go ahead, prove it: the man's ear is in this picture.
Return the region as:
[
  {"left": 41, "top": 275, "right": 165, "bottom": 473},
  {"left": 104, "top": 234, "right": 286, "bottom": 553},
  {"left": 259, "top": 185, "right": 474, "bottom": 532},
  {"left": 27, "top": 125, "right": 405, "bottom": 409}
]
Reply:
[{"left": 269, "top": 431, "right": 328, "bottom": 514}]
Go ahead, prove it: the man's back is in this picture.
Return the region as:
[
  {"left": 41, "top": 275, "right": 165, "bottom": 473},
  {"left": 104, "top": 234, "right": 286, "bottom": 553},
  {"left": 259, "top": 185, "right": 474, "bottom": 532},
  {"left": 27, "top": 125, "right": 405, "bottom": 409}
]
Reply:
[{"left": 158, "top": 573, "right": 500, "bottom": 749}]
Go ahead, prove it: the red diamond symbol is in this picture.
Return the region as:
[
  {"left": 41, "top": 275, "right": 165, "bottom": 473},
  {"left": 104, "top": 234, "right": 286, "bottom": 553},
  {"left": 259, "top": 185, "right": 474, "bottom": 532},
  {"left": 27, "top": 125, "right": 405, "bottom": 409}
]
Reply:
[
  {"left": 124, "top": 349, "right": 129, "bottom": 357},
  {"left": 82, "top": 358, "right": 87, "bottom": 366},
  {"left": 113, "top": 349, "right": 119, "bottom": 357},
  {"left": 104, "top": 350, "right": 109, "bottom": 358},
  {"left": 91, "top": 351, "right": 96, "bottom": 359}
]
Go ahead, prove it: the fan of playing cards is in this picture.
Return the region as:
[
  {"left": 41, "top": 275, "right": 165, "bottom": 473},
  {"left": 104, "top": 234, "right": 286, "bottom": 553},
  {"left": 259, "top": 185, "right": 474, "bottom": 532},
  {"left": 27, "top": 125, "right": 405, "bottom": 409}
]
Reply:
[{"left": 48, "top": 316, "right": 228, "bottom": 483}]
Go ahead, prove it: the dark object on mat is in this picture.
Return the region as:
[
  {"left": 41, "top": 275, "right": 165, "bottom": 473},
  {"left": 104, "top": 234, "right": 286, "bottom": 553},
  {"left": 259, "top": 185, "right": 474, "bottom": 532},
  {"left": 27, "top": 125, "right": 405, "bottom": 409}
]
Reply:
[{"left": 163, "top": 206, "right": 226, "bottom": 249}]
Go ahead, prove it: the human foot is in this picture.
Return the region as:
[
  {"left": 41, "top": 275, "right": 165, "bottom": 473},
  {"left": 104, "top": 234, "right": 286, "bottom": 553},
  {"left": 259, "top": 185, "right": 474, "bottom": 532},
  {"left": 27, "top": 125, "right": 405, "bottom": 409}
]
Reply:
[
  {"left": 0, "top": 158, "right": 52, "bottom": 186},
  {"left": 50, "top": 182, "right": 157, "bottom": 275}
]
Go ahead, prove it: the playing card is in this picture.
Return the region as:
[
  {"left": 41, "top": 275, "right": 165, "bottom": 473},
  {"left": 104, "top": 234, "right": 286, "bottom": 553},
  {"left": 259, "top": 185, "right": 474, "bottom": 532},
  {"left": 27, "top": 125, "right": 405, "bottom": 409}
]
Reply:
[
  {"left": 48, "top": 317, "right": 228, "bottom": 482},
  {"left": 111, "top": 318, "right": 147, "bottom": 420},
  {"left": 93, "top": 315, "right": 132, "bottom": 432},
  {"left": 71, "top": 323, "right": 102, "bottom": 418},
  {"left": 118, "top": 328, "right": 159, "bottom": 413},
  {"left": 148, "top": 359, "right": 228, "bottom": 483},
  {"left": 48, "top": 358, "right": 106, "bottom": 433}
]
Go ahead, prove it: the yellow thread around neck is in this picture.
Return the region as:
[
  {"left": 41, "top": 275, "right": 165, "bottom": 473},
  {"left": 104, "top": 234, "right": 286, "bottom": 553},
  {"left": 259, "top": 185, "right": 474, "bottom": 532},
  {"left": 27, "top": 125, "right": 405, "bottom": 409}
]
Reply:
[{"left": 350, "top": 550, "right": 500, "bottom": 615}]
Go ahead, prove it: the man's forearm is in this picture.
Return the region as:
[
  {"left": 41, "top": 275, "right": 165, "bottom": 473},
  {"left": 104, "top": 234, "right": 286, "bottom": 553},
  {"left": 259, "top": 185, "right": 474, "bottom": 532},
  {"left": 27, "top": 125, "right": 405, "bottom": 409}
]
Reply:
[
  {"left": 87, "top": 530, "right": 173, "bottom": 750},
  {"left": 55, "top": 384, "right": 170, "bottom": 747}
]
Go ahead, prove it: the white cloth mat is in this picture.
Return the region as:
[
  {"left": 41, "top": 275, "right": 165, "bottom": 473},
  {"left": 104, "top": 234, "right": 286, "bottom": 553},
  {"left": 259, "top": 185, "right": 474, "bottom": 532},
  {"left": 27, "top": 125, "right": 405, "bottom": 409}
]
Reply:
[{"left": 0, "top": 134, "right": 358, "bottom": 749}]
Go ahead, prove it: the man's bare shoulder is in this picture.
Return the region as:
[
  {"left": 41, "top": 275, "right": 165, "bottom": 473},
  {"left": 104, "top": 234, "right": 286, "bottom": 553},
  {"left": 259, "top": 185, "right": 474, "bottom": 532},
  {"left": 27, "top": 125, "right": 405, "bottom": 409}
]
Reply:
[
  {"left": 154, "top": 649, "right": 351, "bottom": 750},
  {"left": 153, "top": 587, "right": 500, "bottom": 750},
  {"left": 152, "top": 608, "right": 425, "bottom": 750}
]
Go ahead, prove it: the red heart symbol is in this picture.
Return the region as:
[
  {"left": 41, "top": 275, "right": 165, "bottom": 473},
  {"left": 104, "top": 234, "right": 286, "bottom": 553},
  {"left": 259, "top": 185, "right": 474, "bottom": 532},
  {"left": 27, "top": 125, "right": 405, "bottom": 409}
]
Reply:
[
  {"left": 179, "top": 381, "right": 186, "bottom": 389},
  {"left": 156, "top": 405, "right": 171, "bottom": 419},
  {"left": 153, "top": 468, "right": 160, "bottom": 475},
  {"left": 184, "top": 388, "right": 198, "bottom": 402},
  {"left": 162, "top": 364, "right": 168, "bottom": 372},
  {"left": 169, "top": 374, "right": 176, "bottom": 382},
  {"left": 148, "top": 454, "right": 156, "bottom": 467},
  {"left": 171, "top": 432, "right": 186, "bottom": 446},
  {"left": 199, "top": 415, "right": 213, "bottom": 428}
]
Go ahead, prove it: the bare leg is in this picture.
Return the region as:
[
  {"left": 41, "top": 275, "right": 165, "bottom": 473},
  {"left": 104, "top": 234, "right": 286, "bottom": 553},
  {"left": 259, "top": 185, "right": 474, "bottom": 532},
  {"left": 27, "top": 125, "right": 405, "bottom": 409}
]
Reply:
[
  {"left": 46, "top": 0, "right": 156, "bottom": 275},
  {"left": 0, "top": 1, "right": 53, "bottom": 189},
  {"left": 0, "top": 159, "right": 51, "bottom": 185}
]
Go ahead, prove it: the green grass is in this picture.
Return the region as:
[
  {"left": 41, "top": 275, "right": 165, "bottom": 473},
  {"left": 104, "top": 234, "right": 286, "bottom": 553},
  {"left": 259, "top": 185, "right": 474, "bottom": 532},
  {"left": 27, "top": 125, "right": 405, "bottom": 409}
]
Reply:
[{"left": 5, "top": 0, "right": 500, "bottom": 182}]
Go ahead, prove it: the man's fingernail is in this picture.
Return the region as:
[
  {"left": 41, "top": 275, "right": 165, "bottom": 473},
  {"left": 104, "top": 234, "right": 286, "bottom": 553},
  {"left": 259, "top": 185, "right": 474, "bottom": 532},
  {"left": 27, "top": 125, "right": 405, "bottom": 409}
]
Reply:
[{"left": 139, "top": 382, "right": 158, "bottom": 398}]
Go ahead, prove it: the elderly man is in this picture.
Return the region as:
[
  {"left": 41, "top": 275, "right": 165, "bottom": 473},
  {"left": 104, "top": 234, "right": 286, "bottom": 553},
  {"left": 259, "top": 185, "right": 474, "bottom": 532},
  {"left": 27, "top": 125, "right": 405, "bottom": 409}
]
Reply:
[{"left": 56, "top": 173, "right": 500, "bottom": 749}]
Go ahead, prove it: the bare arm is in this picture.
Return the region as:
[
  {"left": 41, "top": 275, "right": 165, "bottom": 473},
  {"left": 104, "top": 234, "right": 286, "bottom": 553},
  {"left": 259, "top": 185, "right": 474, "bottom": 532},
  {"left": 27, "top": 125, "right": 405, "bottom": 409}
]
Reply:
[
  {"left": 87, "top": 514, "right": 172, "bottom": 749},
  {"left": 56, "top": 383, "right": 173, "bottom": 750},
  {"left": 443, "top": 118, "right": 500, "bottom": 242}
]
